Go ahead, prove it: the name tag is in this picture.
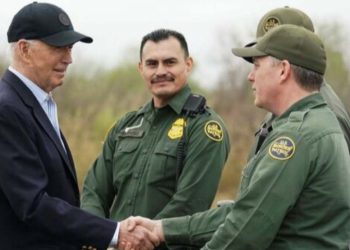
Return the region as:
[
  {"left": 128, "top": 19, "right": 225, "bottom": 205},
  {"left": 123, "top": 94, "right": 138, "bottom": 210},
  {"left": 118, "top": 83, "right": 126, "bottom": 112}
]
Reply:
[{"left": 119, "top": 129, "right": 144, "bottom": 138}]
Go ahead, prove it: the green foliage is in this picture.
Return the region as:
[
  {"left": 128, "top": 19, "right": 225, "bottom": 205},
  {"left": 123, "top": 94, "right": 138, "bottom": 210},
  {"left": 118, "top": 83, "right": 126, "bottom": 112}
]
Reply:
[
  {"left": 318, "top": 23, "right": 350, "bottom": 108},
  {"left": 0, "top": 61, "right": 7, "bottom": 76},
  {"left": 0, "top": 21, "right": 348, "bottom": 202},
  {"left": 54, "top": 63, "right": 151, "bottom": 187}
]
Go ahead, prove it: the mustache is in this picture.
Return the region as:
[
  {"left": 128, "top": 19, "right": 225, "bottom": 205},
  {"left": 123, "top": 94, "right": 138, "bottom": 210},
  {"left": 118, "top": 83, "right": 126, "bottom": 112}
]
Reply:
[{"left": 151, "top": 74, "right": 175, "bottom": 84}]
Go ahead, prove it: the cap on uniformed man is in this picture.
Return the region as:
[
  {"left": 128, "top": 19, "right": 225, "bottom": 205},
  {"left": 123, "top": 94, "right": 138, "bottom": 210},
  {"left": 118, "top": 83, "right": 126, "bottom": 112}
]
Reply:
[
  {"left": 7, "top": 1, "right": 93, "bottom": 47},
  {"left": 243, "top": 6, "right": 315, "bottom": 48},
  {"left": 256, "top": 6, "right": 314, "bottom": 38},
  {"left": 232, "top": 24, "right": 326, "bottom": 75}
]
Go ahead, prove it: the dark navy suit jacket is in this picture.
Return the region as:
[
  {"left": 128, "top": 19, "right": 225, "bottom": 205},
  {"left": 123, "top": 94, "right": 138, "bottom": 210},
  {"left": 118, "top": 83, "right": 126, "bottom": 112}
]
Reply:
[{"left": 0, "top": 70, "right": 117, "bottom": 250}]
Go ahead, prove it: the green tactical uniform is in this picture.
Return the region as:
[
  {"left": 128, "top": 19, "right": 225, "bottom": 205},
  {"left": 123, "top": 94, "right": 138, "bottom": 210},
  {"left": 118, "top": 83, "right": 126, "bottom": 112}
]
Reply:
[
  {"left": 162, "top": 94, "right": 350, "bottom": 249},
  {"left": 248, "top": 6, "right": 350, "bottom": 158},
  {"left": 248, "top": 81, "right": 350, "bottom": 160},
  {"left": 320, "top": 82, "right": 350, "bottom": 151},
  {"left": 81, "top": 85, "right": 230, "bottom": 248}
]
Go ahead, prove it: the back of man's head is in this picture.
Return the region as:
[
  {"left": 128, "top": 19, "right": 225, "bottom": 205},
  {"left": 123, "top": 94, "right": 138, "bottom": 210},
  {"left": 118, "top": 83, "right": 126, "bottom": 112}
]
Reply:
[{"left": 256, "top": 6, "right": 314, "bottom": 38}]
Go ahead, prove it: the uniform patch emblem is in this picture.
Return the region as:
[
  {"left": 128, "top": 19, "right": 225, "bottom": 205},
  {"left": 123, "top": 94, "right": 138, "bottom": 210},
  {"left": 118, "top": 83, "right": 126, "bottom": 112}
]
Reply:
[
  {"left": 168, "top": 118, "right": 186, "bottom": 139},
  {"left": 269, "top": 136, "right": 295, "bottom": 160},
  {"left": 264, "top": 17, "right": 280, "bottom": 33},
  {"left": 58, "top": 13, "right": 71, "bottom": 26},
  {"left": 204, "top": 121, "right": 223, "bottom": 142}
]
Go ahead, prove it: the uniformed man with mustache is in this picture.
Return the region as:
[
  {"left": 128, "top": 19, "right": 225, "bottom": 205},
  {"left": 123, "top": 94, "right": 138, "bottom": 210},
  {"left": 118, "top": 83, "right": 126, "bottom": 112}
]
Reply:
[{"left": 81, "top": 29, "right": 230, "bottom": 250}]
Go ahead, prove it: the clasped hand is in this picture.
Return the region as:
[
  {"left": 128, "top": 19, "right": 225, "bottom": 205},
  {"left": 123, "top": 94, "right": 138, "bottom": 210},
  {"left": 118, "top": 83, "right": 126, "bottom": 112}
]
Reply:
[{"left": 116, "top": 216, "right": 164, "bottom": 250}]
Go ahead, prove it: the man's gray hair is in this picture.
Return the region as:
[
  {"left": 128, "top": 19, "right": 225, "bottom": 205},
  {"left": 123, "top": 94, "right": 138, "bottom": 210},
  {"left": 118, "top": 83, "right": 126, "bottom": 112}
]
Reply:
[
  {"left": 9, "top": 39, "right": 39, "bottom": 63},
  {"left": 270, "top": 56, "right": 323, "bottom": 91}
]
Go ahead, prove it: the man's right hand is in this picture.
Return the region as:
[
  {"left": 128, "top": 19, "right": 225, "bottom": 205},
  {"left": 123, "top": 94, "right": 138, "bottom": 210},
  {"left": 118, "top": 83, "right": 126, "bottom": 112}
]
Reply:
[{"left": 116, "top": 218, "right": 161, "bottom": 250}]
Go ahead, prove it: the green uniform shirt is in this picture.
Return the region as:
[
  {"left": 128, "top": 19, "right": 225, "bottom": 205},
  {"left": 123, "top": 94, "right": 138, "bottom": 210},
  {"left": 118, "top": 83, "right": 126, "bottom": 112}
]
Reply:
[
  {"left": 162, "top": 93, "right": 350, "bottom": 249},
  {"left": 81, "top": 85, "right": 230, "bottom": 223},
  {"left": 248, "top": 81, "right": 350, "bottom": 160},
  {"left": 321, "top": 82, "right": 350, "bottom": 151}
]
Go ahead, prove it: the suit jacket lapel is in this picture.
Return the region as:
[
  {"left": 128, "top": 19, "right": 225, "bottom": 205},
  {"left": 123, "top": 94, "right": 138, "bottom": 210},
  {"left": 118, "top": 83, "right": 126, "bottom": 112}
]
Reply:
[
  {"left": 32, "top": 108, "right": 78, "bottom": 183},
  {"left": 61, "top": 132, "right": 78, "bottom": 180},
  {"left": 2, "top": 70, "right": 78, "bottom": 184}
]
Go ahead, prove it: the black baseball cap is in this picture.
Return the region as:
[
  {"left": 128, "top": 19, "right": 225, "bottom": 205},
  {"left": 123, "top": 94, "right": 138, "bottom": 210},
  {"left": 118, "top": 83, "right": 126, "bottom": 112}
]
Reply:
[{"left": 7, "top": 2, "right": 93, "bottom": 47}]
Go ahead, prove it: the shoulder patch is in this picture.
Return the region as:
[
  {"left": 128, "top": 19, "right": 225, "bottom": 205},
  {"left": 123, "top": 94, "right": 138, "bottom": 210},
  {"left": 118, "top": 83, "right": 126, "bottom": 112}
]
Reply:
[
  {"left": 269, "top": 136, "right": 295, "bottom": 160},
  {"left": 168, "top": 118, "right": 186, "bottom": 140},
  {"left": 204, "top": 120, "right": 223, "bottom": 142}
]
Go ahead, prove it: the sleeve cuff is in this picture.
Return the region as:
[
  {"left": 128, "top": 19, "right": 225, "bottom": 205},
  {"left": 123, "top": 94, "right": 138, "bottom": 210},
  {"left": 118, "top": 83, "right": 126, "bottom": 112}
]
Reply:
[
  {"left": 163, "top": 216, "right": 191, "bottom": 245},
  {"left": 109, "top": 223, "right": 120, "bottom": 246}
]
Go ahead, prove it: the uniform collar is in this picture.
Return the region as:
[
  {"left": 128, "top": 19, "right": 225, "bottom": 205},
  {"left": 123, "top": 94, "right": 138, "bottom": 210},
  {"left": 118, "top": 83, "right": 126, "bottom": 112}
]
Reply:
[
  {"left": 273, "top": 92, "right": 326, "bottom": 127},
  {"left": 167, "top": 84, "right": 192, "bottom": 114},
  {"left": 136, "top": 84, "right": 192, "bottom": 116}
]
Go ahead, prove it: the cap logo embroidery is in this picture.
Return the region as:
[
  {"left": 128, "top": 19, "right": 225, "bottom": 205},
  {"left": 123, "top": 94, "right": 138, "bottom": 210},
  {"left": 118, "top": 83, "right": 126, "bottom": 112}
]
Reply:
[
  {"left": 58, "top": 13, "right": 71, "bottom": 26},
  {"left": 168, "top": 118, "right": 186, "bottom": 140},
  {"left": 204, "top": 121, "right": 223, "bottom": 142},
  {"left": 269, "top": 136, "right": 295, "bottom": 160},
  {"left": 264, "top": 17, "right": 280, "bottom": 33}
]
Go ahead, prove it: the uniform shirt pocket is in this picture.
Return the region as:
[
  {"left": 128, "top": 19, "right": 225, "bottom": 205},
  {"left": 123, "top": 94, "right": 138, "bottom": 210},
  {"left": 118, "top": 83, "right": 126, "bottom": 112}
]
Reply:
[
  {"left": 113, "top": 139, "right": 140, "bottom": 183},
  {"left": 152, "top": 141, "right": 178, "bottom": 179}
]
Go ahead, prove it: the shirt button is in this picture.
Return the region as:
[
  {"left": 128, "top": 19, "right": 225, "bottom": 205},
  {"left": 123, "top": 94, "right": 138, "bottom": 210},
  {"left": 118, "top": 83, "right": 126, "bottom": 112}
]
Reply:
[
  {"left": 134, "top": 173, "right": 139, "bottom": 178},
  {"left": 142, "top": 149, "right": 147, "bottom": 154},
  {"left": 127, "top": 199, "right": 132, "bottom": 205}
]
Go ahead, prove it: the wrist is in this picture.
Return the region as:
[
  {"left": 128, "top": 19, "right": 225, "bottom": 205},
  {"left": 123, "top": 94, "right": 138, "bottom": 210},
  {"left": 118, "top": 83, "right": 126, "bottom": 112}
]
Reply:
[{"left": 155, "top": 220, "right": 165, "bottom": 242}]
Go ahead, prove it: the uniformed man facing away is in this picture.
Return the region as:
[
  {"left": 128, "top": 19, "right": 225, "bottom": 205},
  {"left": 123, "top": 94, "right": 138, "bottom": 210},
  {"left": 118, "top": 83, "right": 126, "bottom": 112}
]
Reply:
[
  {"left": 81, "top": 29, "right": 230, "bottom": 250},
  {"left": 126, "top": 25, "right": 350, "bottom": 250},
  {"left": 247, "top": 6, "right": 350, "bottom": 160}
]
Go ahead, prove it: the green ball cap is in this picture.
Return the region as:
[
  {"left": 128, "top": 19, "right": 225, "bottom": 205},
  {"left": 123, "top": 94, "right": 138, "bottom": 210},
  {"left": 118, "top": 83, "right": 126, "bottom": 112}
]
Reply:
[
  {"left": 256, "top": 6, "right": 314, "bottom": 38},
  {"left": 231, "top": 24, "right": 326, "bottom": 75}
]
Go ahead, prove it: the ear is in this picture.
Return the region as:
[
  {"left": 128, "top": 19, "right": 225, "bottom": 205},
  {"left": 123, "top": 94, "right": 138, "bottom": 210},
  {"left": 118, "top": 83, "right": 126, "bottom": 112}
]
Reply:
[
  {"left": 185, "top": 56, "right": 193, "bottom": 73},
  {"left": 16, "top": 39, "right": 31, "bottom": 63},
  {"left": 137, "top": 61, "right": 143, "bottom": 74},
  {"left": 280, "top": 60, "right": 291, "bottom": 82}
]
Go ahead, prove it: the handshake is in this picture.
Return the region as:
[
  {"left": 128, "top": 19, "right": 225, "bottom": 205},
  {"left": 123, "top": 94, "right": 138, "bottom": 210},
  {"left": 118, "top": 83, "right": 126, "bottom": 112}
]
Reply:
[{"left": 117, "top": 216, "right": 164, "bottom": 250}]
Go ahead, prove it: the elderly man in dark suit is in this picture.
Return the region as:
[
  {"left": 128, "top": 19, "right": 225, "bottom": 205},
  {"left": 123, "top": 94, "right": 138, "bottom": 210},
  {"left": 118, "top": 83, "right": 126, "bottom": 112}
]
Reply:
[{"left": 0, "top": 2, "right": 158, "bottom": 250}]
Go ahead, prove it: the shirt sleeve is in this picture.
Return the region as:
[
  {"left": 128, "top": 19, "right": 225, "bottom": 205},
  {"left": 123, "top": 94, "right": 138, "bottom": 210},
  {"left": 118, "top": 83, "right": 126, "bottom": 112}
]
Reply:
[
  {"left": 337, "top": 115, "right": 350, "bottom": 154},
  {"left": 162, "top": 204, "right": 232, "bottom": 248},
  {"left": 202, "top": 135, "right": 310, "bottom": 249},
  {"left": 109, "top": 223, "right": 120, "bottom": 246},
  {"left": 80, "top": 121, "right": 120, "bottom": 217},
  {"left": 163, "top": 134, "right": 310, "bottom": 249}
]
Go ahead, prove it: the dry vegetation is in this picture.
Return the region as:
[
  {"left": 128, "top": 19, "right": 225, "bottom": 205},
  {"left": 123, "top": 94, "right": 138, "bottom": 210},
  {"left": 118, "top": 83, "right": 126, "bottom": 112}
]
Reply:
[{"left": 0, "top": 23, "right": 349, "bottom": 207}]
